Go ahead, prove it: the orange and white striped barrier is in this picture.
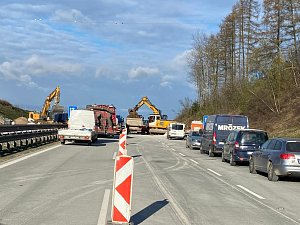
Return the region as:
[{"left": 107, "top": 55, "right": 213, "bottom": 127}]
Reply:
[
  {"left": 111, "top": 155, "right": 134, "bottom": 224},
  {"left": 118, "top": 128, "right": 127, "bottom": 156}
]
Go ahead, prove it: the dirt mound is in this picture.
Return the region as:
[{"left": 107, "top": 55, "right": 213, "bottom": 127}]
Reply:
[{"left": 14, "top": 117, "right": 28, "bottom": 124}]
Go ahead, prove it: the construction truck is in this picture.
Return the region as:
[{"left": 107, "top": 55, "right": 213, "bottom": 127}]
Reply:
[
  {"left": 126, "top": 96, "right": 174, "bottom": 135},
  {"left": 86, "top": 104, "right": 118, "bottom": 137},
  {"left": 28, "top": 86, "right": 64, "bottom": 123}
]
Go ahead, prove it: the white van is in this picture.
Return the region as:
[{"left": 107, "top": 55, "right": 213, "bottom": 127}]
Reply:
[{"left": 167, "top": 122, "right": 185, "bottom": 140}]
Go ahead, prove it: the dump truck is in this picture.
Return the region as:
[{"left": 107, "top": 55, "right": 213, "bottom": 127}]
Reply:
[
  {"left": 58, "top": 109, "right": 97, "bottom": 145},
  {"left": 86, "top": 104, "right": 117, "bottom": 137},
  {"left": 127, "top": 96, "right": 173, "bottom": 134}
]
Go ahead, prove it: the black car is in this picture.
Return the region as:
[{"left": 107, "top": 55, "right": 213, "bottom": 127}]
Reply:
[
  {"left": 201, "top": 114, "right": 249, "bottom": 157},
  {"left": 222, "top": 129, "right": 268, "bottom": 166}
]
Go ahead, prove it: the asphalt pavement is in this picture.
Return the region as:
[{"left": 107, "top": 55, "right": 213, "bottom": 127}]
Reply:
[{"left": 0, "top": 135, "right": 299, "bottom": 225}]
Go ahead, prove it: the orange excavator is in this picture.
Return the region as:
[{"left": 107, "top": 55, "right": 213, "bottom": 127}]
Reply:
[{"left": 28, "top": 86, "right": 63, "bottom": 122}]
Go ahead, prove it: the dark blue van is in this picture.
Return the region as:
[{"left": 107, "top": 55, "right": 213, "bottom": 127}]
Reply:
[{"left": 200, "top": 114, "right": 249, "bottom": 157}]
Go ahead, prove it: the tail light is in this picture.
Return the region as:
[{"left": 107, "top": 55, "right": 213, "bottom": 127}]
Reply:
[
  {"left": 234, "top": 141, "right": 240, "bottom": 149},
  {"left": 280, "top": 153, "right": 295, "bottom": 159},
  {"left": 212, "top": 132, "right": 216, "bottom": 145},
  {"left": 59, "top": 135, "right": 64, "bottom": 139},
  {"left": 84, "top": 136, "right": 90, "bottom": 140}
]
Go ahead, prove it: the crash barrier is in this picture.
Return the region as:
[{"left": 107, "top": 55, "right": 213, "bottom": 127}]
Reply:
[
  {"left": 0, "top": 124, "right": 67, "bottom": 133},
  {"left": 0, "top": 125, "right": 65, "bottom": 156},
  {"left": 118, "top": 128, "right": 127, "bottom": 156},
  {"left": 110, "top": 155, "right": 134, "bottom": 225}
]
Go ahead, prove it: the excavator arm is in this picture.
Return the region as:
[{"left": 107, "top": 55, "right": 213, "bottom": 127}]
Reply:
[
  {"left": 41, "top": 86, "right": 60, "bottom": 118},
  {"left": 132, "top": 96, "right": 160, "bottom": 115}
]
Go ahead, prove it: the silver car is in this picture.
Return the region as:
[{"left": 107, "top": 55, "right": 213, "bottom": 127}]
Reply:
[
  {"left": 186, "top": 130, "right": 202, "bottom": 150},
  {"left": 249, "top": 138, "right": 300, "bottom": 181}
]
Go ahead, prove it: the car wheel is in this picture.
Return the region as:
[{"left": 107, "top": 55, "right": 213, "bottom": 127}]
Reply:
[
  {"left": 208, "top": 147, "right": 214, "bottom": 157},
  {"left": 200, "top": 145, "right": 205, "bottom": 154},
  {"left": 249, "top": 157, "right": 257, "bottom": 174},
  {"left": 229, "top": 153, "right": 236, "bottom": 166},
  {"left": 267, "top": 162, "right": 279, "bottom": 181},
  {"left": 221, "top": 152, "right": 226, "bottom": 162}
]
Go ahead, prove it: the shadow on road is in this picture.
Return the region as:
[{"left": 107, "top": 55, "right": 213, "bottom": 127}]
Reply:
[
  {"left": 131, "top": 154, "right": 142, "bottom": 158},
  {"left": 130, "top": 199, "right": 169, "bottom": 224},
  {"left": 97, "top": 138, "right": 119, "bottom": 144}
]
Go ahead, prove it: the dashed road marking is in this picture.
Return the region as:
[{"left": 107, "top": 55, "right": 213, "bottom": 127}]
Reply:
[
  {"left": 207, "top": 168, "right": 222, "bottom": 177},
  {"left": 189, "top": 159, "right": 199, "bottom": 165},
  {"left": 179, "top": 153, "right": 186, "bottom": 157},
  {"left": 97, "top": 189, "right": 111, "bottom": 225},
  {"left": 112, "top": 152, "right": 117, "bottom": 160},
  {"left": 237, "top": 185, "right": 265, "bottom": 200},
  {"left": 171, "top": 148, "right": 176, "bottom": 152}
]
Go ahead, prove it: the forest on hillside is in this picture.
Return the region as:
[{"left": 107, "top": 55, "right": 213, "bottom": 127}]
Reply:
[{"left": 178, "top": 0, "right": 300, "bottom": 136}]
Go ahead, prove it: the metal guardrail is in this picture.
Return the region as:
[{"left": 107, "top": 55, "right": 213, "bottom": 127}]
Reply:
[
  {"left": 0, "top": 124, "right": 67, "bottom": 156},
  {"left": 0, "top": 124, "right": 67, "bottom": 133}
]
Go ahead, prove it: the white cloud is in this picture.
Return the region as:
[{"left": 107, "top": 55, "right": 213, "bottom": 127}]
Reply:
[
  {"left": 128, "top": 66, "right": 160, "bottom": 79},
  {"left": 172, "top": 49, "right": 192, "bottom": 69},
  {"left": 52, "top": 9, "right": 93, "bottom": 24},
  {"left": 0, "top": 55, "right": 83, "bottom": 87}
]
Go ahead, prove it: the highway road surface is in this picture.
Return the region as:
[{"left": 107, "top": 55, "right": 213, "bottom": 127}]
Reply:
[{"left": 1, "top": 135, "right": 300, "bottom": 225}]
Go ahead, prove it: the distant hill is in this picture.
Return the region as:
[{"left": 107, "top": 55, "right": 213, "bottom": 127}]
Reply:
[{"left": 0, "top": 99, "right": 29, "bottom": 120}]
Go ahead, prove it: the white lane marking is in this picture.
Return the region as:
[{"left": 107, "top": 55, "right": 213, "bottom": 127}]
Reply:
[
  {"left": 189, "top": 159, "right": 199, "bottom": 165},
  {"left": 0, "top": 145, "right": 60, "bottom": 169},
  {"left": 207, "top": 169, "right": 222, "bottom": 177},
  {"left": 97, "top": 189, "right": 111, "bottom": 225},
  {"left": 112, "top": 152, "right": 117, "bottom": 160},
  {"left": 171, "top": 148, "right": 176, "bottom": 152},
  {"left": 179, "top": 153, "right": 186, "bottom": 157},
  {"left": 237, "top": 185, "right": 265, "bottom": 200}
]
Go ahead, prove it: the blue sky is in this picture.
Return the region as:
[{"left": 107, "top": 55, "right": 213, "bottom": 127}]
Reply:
[{"left": 0, "top": 0, "right": 237, "bottom": 119}]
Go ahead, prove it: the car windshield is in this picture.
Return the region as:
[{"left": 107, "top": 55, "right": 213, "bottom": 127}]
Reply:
[
  {"left": 286, "top": 142, "right": 300, "bottom": 152},
  {"left": 240, "top": 132, "right": 268, "bottom": 145}
]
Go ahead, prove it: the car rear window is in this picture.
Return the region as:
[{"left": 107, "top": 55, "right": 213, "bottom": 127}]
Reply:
[
  {"left": 191, "top": 132, "right": 200, "bottom": 136},
  {"left": 286, "top": 142, "right": 300, "bottom": 152},
  {"left": 171, "top": 124, "right": 184, "bottom": 130},
  {"left": 240, "top": 132, "right": 268, "bottom": 145}
]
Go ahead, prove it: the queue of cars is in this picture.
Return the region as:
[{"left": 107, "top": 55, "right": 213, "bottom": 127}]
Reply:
[{"left": 180, "top": 114, "right": 300, "bottom": 182}]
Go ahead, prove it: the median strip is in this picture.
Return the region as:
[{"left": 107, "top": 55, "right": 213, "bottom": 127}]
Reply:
[
  {"left": 236, "top": 185, "right": 265, "bottom": 200},
  {"left": 207, "top": 168, "right": 222, "bottom": 177}
]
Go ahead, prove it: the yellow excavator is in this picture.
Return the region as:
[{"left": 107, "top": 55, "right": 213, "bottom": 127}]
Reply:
[
  {"left": 28, "top": 86, "right": 63, "bottom": 122},
  {"left": 127, "top": 96, "right": 174, "bottom": 134}
]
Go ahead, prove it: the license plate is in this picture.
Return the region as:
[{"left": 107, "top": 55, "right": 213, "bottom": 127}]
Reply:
[
  {"left": 247, "top": 152, "right": 253, "bottom": 155},
  {"left": 219, "top": 142, "right": 224, "bottom": 145}
]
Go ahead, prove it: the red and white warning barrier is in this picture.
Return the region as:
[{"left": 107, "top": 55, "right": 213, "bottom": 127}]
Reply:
[
  {"left": 118, "top": 129, "right": 127, "bottom": 156},
  {"left": 111, "top": 155, "right": 134, "bottom": 223}
]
